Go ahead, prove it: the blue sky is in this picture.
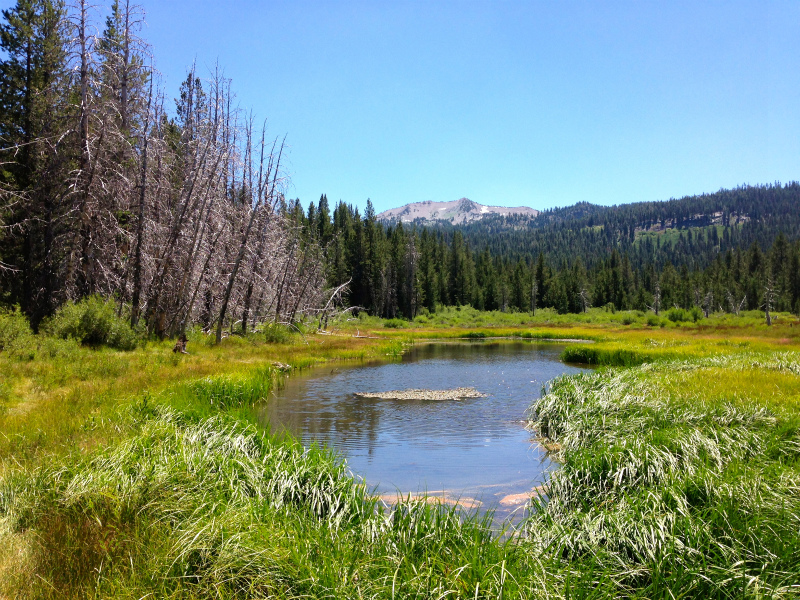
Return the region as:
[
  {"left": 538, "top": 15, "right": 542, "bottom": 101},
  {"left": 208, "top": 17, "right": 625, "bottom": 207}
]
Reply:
[{"left": 6, "top": 0, "right": 799, "bottom": 213}]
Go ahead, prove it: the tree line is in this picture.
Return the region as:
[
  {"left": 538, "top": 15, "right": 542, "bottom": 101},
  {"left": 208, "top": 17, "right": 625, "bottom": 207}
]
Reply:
[
  {"left": 0, "top": 0, "right": 326, "bottom": 339},
  {"left": 297, "top": 186, "right": 800, "bottom": 319},
  {"left": 3, "top": 2, "right": 796, "bottom": 334}
]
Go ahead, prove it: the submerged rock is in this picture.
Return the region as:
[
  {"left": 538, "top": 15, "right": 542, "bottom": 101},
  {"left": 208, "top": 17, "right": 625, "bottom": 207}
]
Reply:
[
  {"left": 354, "top": 387, "right": 487, "bottom": 401},
  {"left": 378, "top": 491, "right": 483, "bottom": 509}
]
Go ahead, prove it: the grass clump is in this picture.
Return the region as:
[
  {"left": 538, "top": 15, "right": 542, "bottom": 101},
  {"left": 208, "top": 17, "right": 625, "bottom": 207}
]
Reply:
[
  {"left": 527, "top": 352, "right": 800, "bottom": 598},
  {"left": 40, "top": 296, "right": 138, "bottom": 350},
  {"left": 2, "top": 313, "right": 800, "bottom": 598},
  {"left": 0, "top": 406, "right": 375, "bottom": 598},
  {"left": 261, "top": 322, "right": 295, "bottom": 343},
  {"left": 0, "top": 306, "right": 36, "bottom": 360},
  {"left": 382, "top": 318, "right": 407, "bottom": 329},
  {"left": 184, "top": 367, "right": 279, "bottom": 411},
  {"left": 561, "top": 345, "right": 653, "bottom": 366},
  {"left": 666, "top": 306, "right": 703, "bottom": 323},
  {"left": 0, "top": 306, "right": 32, "bottom": 350}
]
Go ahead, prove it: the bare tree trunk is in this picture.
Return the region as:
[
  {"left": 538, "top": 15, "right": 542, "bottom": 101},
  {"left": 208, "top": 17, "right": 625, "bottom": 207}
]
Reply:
[
  {"left": 120, "top": 0, "right": 130, "bottom": 131},
  {"left": 216, "top": 133, "right": 283, "bottom": 343},
  {"left": 130, "top": 72, "right": 153, "bottom": 327},
  {"left": 77, "top": 0, "right": 93, "bottom": 297}
]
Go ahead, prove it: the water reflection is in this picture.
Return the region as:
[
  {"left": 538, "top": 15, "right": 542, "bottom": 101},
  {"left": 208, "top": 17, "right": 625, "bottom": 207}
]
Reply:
[{"left": 257, "top": 341, "right": 588, "bottom": 517}]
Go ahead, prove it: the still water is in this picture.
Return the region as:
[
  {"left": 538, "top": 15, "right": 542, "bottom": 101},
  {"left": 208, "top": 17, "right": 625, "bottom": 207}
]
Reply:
[{"left": 257, "top": 341, "right": 588, "bottom": 516}]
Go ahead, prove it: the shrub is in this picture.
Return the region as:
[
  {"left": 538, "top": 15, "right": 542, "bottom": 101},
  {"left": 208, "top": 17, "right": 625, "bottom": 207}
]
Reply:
[
  {"left": 0, "top": 306, "right": 37, "bottom": 359},
  {"left": 666, "top": 307, "right": 689, "bottom": 323},
  {"left": 667, "top": 306, "right": 704, "bottom": 324},
  {"left": 38, "top": 336, "right": 81, "bottom": 359},
  {"left": 464, "top": 331, "right": 487, "bottom": 339},
  {"left": 383, "top": 318, "right": 406, "bottom": 329},
  {"left": 262, "top": 323, "right": 292, "bottom": 344},
  {"left": 0, "top": 306, "right": 33, "bottom": 350},
  {"left": 41, "top": 296, "right": 138, "bottom": 350},
  {"left": 646, "top": 314, "right": 661, "bottom": 327}
]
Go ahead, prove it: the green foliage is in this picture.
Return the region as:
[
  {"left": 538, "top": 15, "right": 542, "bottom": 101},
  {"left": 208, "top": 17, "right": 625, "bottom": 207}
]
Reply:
[
  {"left": 382, "top": 318, "right": 407, "bottom": 329},
  {"left": 262, "top": 322, "right": 293, "bottom": 343},
  {"left": 527, "top": 353, "right": 800, "bottom": 598},
  {"left": 315, "top": 184, "right": 800, "bottom": 321},
  {"left": 185, "top": 324, "right": 216, "bottom": 346},
  {"left": 666, "top": 306, "right": 703, "bottom": 323},
  {"left": 561, "top": 345, "right": 652, "bottom": 366},
  {"left": 184, "top": 368, "right": 278, "bottom": 410},
  {"left": 0, "top": 305, "right": 34, "bottom": 353},
  {"left": 36, "top": 335, "right": 81, "bottom": 360},
  {"left": 464, "top": 331, "right": 487, "bottom": 338},
  {"left": 40, "top": 296, "right": 138, "bottom": 350}
]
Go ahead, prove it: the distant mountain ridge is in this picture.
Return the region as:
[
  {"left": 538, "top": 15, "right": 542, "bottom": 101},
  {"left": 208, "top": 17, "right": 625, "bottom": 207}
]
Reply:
[{"left": 377, "top": 198, "right": 540, "bottom": 224}]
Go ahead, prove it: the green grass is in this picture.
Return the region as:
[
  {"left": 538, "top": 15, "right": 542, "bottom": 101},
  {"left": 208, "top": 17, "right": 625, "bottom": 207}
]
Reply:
[
  {"left": 527, "top": 352, "right": 800, "bottom": 598},
  {"left": 1, "top": 311, "right": 799, "bottom": 598}
]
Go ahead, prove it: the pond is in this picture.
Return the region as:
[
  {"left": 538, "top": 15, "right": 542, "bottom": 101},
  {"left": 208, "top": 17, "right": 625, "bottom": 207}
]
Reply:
[{"left": 257, "top": 341, "right": 589, "bottom": 519}]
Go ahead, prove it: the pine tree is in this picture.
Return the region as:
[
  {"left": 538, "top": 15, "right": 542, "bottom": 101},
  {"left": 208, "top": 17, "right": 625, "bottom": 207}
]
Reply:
[{"left": 0, "top": 0, "right": 69, "bottom": 325}]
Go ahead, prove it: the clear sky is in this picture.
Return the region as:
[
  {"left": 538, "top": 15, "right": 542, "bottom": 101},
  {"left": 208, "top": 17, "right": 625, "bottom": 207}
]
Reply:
[{"left": 6, "top": 0, "right": 800, "bottom": 213}]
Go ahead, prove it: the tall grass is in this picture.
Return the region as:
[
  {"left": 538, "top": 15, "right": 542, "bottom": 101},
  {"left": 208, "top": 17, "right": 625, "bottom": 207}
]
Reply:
[
  {"left": 2, "top": 312, "right": 800, "bottom": 598},
  {"left": 527, "top": 352, "right": 800, "bottom": 598},
  {"left": 0, "top": 403, "right": 544, "bottom": 598}
]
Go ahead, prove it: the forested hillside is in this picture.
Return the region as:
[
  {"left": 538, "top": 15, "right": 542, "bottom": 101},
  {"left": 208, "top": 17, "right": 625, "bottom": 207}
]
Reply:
[
  {"left": 1, "top": 2, "right": 797, "bottom": 335},
  {"left": 0, "top": 0, "right": 326, "bottom": 338},
  {"left": 299, "top": 184, "right": 800, "bottom": 319}
]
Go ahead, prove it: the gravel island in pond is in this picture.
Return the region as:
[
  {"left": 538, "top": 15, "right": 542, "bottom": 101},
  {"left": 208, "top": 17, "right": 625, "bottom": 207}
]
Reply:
[{"left": 354, "top": 387, "right": 487, "bottom": 401}]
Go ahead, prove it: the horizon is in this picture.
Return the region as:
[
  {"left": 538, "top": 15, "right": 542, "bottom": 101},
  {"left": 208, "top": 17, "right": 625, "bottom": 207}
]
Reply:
[
  {"left": 2, "top": 0, "right": 797, "bottom": 215},
  {"left": 370, "top": 180, "right": 799, "bottom": 217}
]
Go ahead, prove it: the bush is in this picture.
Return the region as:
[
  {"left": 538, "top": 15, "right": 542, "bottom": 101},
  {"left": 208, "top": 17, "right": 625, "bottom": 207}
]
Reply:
[
  {"left": 646, "top": 314, "right": 661, "bottom": 327},
  {"left": 383, "top": 318, "right": 406, "bottom": 329},
  {"left": 0, "top": 306, "right": 33, "bottom": 350},
  {"left": 41, "top": 296, "right": 138, "bottom": 350},
  {"left": 666, "top": 307, "right": 689, "bottom": 323},
  {"left": 38, "top": 336, "right": 81, "bottom": 359},
  {"left": 667, "top": 306, "right": 704, "bottom": 324},
  {"left": 262, "top": 323, "right": 292, "bottom": 344},
  {"left": 464, "top": 331, "right": 487, "bottom": 339}
]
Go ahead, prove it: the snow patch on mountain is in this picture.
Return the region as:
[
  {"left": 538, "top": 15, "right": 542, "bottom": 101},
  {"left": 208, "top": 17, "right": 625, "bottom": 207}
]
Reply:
[{"left": 377, "top": 198, "right": 539, "bottom": 225}]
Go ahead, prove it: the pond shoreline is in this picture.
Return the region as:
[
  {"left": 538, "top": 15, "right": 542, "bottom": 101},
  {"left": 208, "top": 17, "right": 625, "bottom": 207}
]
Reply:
[{"left": 260, "top": 341, "right": 585, "bottom": 519}]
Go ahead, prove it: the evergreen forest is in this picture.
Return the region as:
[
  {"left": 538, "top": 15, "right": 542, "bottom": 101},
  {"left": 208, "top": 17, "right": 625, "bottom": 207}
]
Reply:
[
  {"left": 301, "top": 184, "right": 800, "bottom": 319},
  {"left": 0, "top": 0, "right": 326, "bottom": 340},
  {"left": 1, "top": 0, "right": 798, "bottom": 332}
]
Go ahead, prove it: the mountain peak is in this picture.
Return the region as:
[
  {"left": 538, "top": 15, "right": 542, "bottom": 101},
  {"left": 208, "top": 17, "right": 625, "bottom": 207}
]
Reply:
[{"left": 377, "top": 198, "right": 539, "bottom": 225}]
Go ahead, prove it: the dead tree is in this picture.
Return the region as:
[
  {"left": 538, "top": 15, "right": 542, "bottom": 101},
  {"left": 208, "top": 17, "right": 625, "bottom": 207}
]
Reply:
[
  {"left": 215, "top": 129, "right": 284, "bottom": 343},
  {"left": 130, "top": 69, "right": 152, "bottom": 326},
  {"left": 314, "top": 280, "right": 351, "bottom": 330},
  {"left": 763, "top": 276, "right": 777, "bottom": 326},
  {"left": 579, "top": 286, "right": 591, "bottom": 313},
  {"left": 702, "top": 291, "right": 713, "bottom": 318},
  {"left": 727, "top": 290, "right": 746, "bottom": 316},
  {"left": 647, "top": 281, "right": 662, "bottom": 316}
]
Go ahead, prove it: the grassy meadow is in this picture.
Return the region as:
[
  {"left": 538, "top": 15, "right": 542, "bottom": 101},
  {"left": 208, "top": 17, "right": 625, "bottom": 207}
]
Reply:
[{"left": 0, "top": 303, "right": 799, "bottom": 598}]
